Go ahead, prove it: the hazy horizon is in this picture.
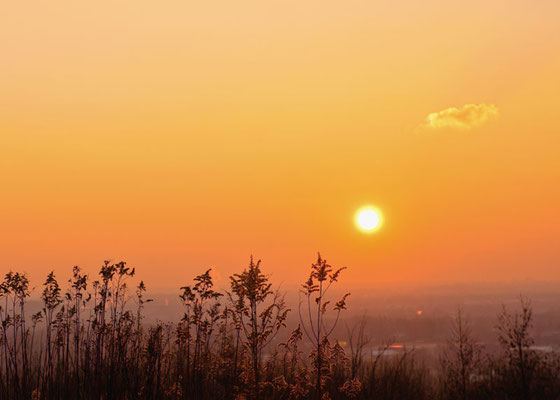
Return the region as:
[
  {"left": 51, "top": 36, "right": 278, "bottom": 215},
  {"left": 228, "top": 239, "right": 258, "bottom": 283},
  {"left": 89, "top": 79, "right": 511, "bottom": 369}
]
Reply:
[{"left": 12, "top": 261, "right": 560, "bottom": 295}]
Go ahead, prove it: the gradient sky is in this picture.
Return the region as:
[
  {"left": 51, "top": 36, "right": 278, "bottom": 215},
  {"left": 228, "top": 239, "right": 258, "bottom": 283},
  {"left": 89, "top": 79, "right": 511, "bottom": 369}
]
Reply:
[{"left": 1, "top": 1, "right": 559, "bottom": 290}]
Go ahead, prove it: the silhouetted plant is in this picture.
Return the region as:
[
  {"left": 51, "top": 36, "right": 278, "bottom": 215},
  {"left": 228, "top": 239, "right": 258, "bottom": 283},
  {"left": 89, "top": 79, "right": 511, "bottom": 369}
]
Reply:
[
  {"left": 496, "top": 297, "right": 538, "bottom": 400},
  {"left": 0, "top": 271, "right": 31, "bottom": 399},
  {"left": 346, "top": 314, "right": 371, "bottom": 380},
  {"left": 299, "top": 253, "right": 350, "bottom": 399},
  {"left": 441, "top": 308, "right": 481, "bottom": 400},
  {"left": 178, "top": 268, "right": 222, "bottom": 397},
  {"left": 229, "top": 256, "right": 289, "bottom": 400},
  {"left": 41, "top": 271, "right": 62, "bottom": 396}
]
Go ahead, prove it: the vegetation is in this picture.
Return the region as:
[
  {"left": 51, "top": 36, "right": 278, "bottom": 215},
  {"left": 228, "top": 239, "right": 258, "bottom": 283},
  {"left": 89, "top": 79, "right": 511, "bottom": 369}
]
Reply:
[{"left": 0, "top": 256, "right": 559, "bottom": 400}]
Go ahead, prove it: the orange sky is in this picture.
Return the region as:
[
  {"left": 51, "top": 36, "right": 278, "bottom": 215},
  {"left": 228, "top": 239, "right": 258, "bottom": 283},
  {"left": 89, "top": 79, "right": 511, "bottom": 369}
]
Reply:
[{"left": 1, "top": 1, "right": 559, "bottom": 291}]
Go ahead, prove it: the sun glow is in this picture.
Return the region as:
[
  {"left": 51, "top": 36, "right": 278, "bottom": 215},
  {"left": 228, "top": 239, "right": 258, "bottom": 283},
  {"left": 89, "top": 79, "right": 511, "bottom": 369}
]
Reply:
[{"left": 356, "top": 207, "right": 382, "bottom": 232}]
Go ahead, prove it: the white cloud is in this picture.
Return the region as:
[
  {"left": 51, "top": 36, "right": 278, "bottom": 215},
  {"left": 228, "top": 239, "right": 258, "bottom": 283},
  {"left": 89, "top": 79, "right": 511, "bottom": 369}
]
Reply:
[{"left": 423, "top": 103, "right": 499, "bottom": 130}]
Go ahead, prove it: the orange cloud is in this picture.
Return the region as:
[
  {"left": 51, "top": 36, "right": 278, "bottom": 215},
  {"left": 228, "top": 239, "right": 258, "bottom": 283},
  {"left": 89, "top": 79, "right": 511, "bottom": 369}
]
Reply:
[{"left": 423, "top": 103, "right": 499, "bottom": 130}]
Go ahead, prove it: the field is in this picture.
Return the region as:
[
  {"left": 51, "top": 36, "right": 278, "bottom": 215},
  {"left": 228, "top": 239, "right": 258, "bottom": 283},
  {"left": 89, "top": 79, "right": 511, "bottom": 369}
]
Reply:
[{"left": 1, "top": 256, "right": 559, "bottom": 400}]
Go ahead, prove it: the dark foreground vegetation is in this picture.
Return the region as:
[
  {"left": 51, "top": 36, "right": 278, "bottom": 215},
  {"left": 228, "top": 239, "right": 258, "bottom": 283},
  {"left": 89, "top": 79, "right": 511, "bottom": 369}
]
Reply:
[{"left": 1, "top": 255, "right": 559, "bottom": 400}]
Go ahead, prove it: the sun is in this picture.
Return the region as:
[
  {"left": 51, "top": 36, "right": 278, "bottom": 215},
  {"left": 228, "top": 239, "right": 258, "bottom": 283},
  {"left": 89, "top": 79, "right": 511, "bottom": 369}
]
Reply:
[{"left": 355, "top": 207, "right": 382, "bottom": 232}]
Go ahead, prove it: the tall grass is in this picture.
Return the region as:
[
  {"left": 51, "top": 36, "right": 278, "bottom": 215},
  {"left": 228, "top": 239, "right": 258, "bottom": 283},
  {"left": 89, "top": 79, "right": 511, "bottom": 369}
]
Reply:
[{"left": 0, "top": 256, "right": 558, "bottom": 400}]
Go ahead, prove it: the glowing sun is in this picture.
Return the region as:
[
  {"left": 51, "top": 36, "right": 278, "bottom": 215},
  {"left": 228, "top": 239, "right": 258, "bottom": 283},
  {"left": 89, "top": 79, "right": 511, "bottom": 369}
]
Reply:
[{"left": 356, "top": 207, "right": 381, "bottom": 232}]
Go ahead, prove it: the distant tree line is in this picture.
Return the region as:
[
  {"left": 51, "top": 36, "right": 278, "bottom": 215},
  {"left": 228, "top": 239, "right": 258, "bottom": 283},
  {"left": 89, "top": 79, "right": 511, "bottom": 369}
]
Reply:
[{"left": 0, "top": 255, "right": 559, "bottom": 400}]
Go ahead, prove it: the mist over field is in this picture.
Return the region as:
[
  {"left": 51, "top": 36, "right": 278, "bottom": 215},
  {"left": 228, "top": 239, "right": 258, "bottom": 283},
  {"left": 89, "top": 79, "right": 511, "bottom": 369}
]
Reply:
[{"left": 25, "top": 279, "right": 560, "bottom": 351}]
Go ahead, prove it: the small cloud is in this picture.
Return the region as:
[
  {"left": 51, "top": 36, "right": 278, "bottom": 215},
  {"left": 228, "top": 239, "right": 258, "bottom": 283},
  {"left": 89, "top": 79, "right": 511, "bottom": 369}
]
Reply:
[{"left": 422, "top": 103, "right": 499, "bottom": 130}]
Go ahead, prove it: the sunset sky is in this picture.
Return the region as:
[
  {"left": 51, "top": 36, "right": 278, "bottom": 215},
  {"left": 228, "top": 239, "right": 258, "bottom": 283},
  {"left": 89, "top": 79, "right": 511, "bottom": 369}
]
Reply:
[{"left": 1, "top": 1, "right": 559, "bottom": 290}]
